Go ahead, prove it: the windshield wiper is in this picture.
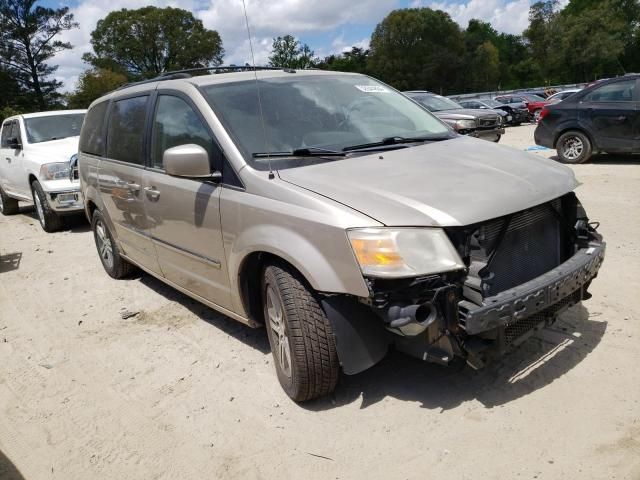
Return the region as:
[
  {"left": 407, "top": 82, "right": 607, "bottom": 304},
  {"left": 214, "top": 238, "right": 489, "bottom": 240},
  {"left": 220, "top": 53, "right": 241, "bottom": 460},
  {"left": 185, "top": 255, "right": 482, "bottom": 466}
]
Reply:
[
  {"left": 342, "top": 135, "right": 451, "bottom": 152},
  {"left": 253, "top": 146, "right": 346, "bottom": 158}
]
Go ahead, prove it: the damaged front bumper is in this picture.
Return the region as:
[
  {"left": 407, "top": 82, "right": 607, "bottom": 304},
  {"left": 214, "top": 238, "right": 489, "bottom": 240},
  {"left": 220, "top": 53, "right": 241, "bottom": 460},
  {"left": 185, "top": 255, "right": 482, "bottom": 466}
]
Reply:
[{"left": 459, "top": 241, "right": 605, "bottom": 335}]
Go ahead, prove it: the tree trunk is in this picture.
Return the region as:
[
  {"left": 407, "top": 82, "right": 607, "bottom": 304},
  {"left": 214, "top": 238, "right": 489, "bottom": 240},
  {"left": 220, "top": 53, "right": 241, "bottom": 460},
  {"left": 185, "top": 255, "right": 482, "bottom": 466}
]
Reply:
[{"left": 24, "top": 40, "right": 45, "bottom": 110}]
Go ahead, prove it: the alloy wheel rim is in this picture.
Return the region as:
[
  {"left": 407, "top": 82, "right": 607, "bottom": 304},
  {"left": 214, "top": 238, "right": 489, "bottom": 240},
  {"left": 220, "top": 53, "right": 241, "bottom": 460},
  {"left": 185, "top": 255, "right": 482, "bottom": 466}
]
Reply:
[
  {"left": 95, "top": 220, "right": 114, "bottom": 270},
  {"left": 266, "top": 284, "right": 292, "bottom": 379},
  {"left": 33, "top": 191, "right": 45, "bottom": 226},
  {"left": 563, "top": 136, "right": 584, "bottom": 160}
]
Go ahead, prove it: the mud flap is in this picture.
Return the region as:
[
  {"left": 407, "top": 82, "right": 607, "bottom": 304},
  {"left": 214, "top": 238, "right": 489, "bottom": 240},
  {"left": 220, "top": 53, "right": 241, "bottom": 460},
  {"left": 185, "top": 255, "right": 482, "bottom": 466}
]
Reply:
[{"left": 321, "top": 296, "right": 390, "bottom": 375}]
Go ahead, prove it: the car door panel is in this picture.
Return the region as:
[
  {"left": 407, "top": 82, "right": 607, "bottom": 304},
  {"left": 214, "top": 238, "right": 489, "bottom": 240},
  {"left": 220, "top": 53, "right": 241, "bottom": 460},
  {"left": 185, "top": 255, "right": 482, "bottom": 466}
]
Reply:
[
  {"left": 100, "top": 94, "right": 162, "bottom": 274},
  {"left": 1, "top": 121, "right": 25, "bottom": 196},
  {"left": 144, "top": 92, "right": 232, "bottom": 309},
  {"left": 578, "top": 78, "right": 636, "bottom": 151}
]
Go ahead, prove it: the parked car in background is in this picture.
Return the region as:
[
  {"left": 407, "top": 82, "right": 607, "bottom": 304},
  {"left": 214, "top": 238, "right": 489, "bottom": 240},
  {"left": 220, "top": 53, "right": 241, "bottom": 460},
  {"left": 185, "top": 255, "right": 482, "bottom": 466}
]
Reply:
[
  {"left": 404, "top": 91, "right": 505, "bottom": 141},
  {"left": 495, "top": 93, "right": 549, "bottom": 122},
  {"left": 457, "top": 98, "right": 529, "bottom": 125},
  {"left": 535, "top": 75, "right": 639, "bottom": 163},
  {"left": 79, "top": 69, "right": 604, "bottom": 401},
  {"left": 546, "top": 89, "right": 582, "bottom": 104},
  {"left": 0, "top": 110, "right": 86, "bottom": 231}
]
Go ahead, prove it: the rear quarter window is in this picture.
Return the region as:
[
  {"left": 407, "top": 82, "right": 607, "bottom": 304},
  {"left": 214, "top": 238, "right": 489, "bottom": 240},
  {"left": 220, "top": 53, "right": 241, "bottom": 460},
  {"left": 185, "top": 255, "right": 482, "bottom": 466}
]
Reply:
[
  {"left": 79, "top": 102, "right": 108, "bottom": 156},
  {"left": 0, "top": 121, "right": 13, "bottom": 148},
  {"left": 106, "top": 96, "right": 149, "bottom": 165}
]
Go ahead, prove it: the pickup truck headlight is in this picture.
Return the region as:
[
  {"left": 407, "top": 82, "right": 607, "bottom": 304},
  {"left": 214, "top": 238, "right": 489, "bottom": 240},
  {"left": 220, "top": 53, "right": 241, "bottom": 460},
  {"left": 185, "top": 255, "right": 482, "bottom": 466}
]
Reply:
[
  {"left": 347, "top": 228, "right": 465, "bottom": 278},
  {"left": 454, "top": 119, "right": 477, "bottom": 130},
  {"left": 40, "top": 162, "right": 70, "bottom": 180}
]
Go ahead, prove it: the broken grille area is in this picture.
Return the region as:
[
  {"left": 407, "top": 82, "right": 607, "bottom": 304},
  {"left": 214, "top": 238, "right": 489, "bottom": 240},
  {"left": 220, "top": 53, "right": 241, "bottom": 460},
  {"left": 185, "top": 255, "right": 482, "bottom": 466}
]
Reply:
[
  {"left": 473, "top": 199, "right": 562, "bottom": 297},
  {"left": 503, "top": 289, "right": 582, "bottom": 345}
]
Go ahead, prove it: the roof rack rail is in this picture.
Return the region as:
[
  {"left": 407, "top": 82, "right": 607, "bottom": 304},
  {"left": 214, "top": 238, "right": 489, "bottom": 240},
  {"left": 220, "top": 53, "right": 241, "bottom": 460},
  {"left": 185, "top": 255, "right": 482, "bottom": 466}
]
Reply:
[{"left": 117, "top": 65, "right": 283, "bottom": 90}]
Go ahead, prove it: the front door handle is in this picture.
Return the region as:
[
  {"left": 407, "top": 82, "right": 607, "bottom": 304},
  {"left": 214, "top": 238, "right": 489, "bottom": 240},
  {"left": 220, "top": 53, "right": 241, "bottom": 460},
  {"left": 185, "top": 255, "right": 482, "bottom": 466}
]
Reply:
[
  {"left": 127, "top": 182, "right": 141, "bottom": 192},
  {"left": 144, "top": 186, "right": 160, "bottom": 201}
]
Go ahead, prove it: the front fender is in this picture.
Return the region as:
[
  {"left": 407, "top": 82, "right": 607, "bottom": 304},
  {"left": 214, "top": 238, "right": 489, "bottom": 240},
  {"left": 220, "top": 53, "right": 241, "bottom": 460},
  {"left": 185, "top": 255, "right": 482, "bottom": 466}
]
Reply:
[{"left": 228, "top": 224, "right": 370, "bottom": 303}]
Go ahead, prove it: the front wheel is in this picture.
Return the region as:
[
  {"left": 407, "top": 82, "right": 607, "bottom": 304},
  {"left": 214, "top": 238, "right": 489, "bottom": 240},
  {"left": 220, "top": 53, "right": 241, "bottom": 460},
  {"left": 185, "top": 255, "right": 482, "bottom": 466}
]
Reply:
[
  {"left": 262, "top": 262, "right": 339, "bottom": 401},
  {"left": 492, "top": 134, "right": 502, "bottom": 143},
  {"left": 556, "top": 130, "right": 592, "bottom": 164},
  {"left": 31, "top": 180, "right": 63, "bottom": 232}
]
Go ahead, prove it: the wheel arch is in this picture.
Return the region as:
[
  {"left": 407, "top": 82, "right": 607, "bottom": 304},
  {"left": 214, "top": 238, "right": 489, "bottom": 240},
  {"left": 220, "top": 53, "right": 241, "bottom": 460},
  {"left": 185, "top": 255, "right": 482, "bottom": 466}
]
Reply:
[{"left": 553, "top": 126, "right": 597, "bottom": 151}]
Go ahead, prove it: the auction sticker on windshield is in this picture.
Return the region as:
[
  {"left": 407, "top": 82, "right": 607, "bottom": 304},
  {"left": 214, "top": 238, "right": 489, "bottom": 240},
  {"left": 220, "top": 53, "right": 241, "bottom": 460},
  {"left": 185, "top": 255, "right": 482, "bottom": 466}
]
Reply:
[{"left": 355, "top": 85, "right": 389, "bottom": 93}]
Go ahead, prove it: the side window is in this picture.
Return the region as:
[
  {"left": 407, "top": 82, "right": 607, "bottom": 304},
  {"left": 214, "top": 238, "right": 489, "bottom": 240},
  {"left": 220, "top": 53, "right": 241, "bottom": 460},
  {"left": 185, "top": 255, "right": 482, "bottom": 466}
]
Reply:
[
  {"left": 151, "top": 95, "right": 218, "bottom": 170},
  {"left": 80, "top": 101, "right": 109, "bottom": 156},
  {"left": 12, "top": 121, "right": 22, "bottom": 144},
  {"left": 583, "top": 80, "right": 636, "bottom": 102},
  {"left": 106, "top": 96, "right": 149, "bottom": 164},
  {"left": 0, "top": 121, "right": 12, "bottom": 148}
]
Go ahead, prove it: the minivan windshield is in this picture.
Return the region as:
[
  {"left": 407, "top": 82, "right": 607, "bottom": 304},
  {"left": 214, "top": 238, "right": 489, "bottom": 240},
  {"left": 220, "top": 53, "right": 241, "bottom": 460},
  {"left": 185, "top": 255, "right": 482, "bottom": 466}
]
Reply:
[
  {"left": 202, "top": 74, "right": 453, "bottom": 170},
  {"left": 24, "top": 113, "right": 85, "bottom": 144}
]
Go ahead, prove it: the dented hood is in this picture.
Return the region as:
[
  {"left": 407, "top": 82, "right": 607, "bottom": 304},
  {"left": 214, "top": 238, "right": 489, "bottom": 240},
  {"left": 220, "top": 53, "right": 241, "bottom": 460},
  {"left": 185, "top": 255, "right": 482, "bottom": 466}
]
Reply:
[{"left": 278, "top": 136, "right": 577, "bottom": 227}]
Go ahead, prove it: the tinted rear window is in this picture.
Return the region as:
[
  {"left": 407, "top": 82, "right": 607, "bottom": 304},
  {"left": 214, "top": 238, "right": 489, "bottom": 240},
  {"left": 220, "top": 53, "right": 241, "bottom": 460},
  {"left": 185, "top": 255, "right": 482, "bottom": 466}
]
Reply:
[
  {"left": 0, "top": 121, "right": 13, "bottom": 148},
  {"left": 80, "top": 102, "right": 108, "bottom": 156},
  {"left": 106, "top": 96, "right": 149, "bottom": 164}
]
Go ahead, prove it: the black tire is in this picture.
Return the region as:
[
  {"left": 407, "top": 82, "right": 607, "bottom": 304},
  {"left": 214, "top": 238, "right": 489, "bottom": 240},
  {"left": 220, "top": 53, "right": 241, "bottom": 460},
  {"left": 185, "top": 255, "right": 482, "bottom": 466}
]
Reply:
[
  {"left": 31, "top": 180, "right": 63, "bottom": 232},
  {"left": 556, "top": 130, "right": 592, "bottom": 164},
  {"left": 0, "top": 185, "right": 19, "bottom": 215},
  {"left": 492, "top": 134, "right": 502, "bottom": 143},
  {"left": 262, "top": 262, "right": 339, "bottom": 402},
  {"left": 91, "top": 209, "right": 137, "bottom": 279}
]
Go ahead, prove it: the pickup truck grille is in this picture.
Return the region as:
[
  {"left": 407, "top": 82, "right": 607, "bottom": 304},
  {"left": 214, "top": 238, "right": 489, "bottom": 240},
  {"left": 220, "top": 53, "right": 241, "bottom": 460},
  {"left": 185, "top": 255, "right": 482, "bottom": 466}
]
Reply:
[{"left": 478, "top": 116, "right": 500, "bottom": 128}]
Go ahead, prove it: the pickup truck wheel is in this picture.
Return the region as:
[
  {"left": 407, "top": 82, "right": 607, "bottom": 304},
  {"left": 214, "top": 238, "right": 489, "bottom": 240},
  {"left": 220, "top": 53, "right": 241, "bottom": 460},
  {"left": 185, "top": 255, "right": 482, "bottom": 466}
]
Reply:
[
  {"left": 262, "top": 263, "right": 339, "bottom": 401},
  {"left": 31, "top": 180, "right": 63, "bottom": 232},
  {"left": 0, "top": 185, "right": 19, "bottom": 215},
  {"left": 492, "top": 134, "right": 502, "bottom": 143},
  {"left": 556, "top": 130, "right": 592, "bottom": 164},
  {"left": 91, "top": 209, "right": 137, "bottom": 279}
]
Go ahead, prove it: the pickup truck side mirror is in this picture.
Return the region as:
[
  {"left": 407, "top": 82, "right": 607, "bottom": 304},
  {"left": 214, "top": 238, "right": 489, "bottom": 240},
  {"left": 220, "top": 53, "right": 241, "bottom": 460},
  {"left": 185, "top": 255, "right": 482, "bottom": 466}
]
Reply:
[
  {"left": 8, "top": 137, "right": 22, "bottom": 150},
  {"left": 163, "top": 144, "right": 222, "bottom": 183}
]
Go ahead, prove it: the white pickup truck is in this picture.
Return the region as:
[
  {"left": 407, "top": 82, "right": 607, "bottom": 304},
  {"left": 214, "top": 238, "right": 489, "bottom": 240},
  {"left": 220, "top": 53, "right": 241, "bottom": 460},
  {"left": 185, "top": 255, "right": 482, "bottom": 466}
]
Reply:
[{"left": 0, "top": 110, "right": 86, "bottom": 232}]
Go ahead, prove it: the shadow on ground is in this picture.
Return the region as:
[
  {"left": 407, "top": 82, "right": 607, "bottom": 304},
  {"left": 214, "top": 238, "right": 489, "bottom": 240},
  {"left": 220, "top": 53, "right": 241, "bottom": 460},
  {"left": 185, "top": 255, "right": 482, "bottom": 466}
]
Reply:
[
  {"left": 138, "top": 274, "right": 270, "bottom": 354},
  {"left": 0, "top": 252, "right": 21, "bottom": 273},
  {"left": 0, "top": 450, "right": 25, "bottom": 480},
  {"left": 133, "top": 270, "right": 605, "bottom": 411},
  {"left": 17, "top": 205, "right": 90, "bottom": 233},
  {"left": 547, "top": 153, "right": 640, "bottom": 165}
]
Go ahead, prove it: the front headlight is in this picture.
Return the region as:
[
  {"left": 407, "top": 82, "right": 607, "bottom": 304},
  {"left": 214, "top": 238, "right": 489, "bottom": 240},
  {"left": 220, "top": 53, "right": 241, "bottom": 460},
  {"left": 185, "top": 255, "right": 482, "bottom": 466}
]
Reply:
[
  {"left": 454, "top": 119, "right": 477, "bottom": 130},
  {"left": 347, "top": 228, "right": 465, "bottom": 278},
  {"left": 40, "top": 162, "right": 70, "bottom": 180}
]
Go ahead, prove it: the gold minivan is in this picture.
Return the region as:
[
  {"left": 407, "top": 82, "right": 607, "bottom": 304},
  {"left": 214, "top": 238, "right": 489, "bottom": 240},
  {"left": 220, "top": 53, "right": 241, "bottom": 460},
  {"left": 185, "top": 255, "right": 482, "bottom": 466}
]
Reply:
[{"left": 79, "top": 68, "right": 605, "bottom": 401}]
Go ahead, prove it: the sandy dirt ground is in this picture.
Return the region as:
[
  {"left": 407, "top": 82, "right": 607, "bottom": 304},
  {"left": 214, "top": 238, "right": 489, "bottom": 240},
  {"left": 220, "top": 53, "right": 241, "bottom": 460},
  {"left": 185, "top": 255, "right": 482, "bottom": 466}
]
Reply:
[{"left": 1, "top": 124, "right": 639, "bottom": 480}]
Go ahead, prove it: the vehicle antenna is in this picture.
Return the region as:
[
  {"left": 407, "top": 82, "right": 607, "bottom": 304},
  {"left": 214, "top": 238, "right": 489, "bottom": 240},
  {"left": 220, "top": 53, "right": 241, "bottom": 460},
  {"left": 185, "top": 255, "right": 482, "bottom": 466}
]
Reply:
[{"left": 241, "top": 0, "right": 274, "bottom": 179}]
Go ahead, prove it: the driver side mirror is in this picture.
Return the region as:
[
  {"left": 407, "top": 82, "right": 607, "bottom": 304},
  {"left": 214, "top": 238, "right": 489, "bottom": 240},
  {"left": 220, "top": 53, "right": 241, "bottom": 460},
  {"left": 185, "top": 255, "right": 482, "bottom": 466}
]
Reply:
[
  {"left": 8, "top": 137, "right": 21, "bottom": 149},
  {"left": 163, "top": 144, "right": 221, "bottom": 182}
]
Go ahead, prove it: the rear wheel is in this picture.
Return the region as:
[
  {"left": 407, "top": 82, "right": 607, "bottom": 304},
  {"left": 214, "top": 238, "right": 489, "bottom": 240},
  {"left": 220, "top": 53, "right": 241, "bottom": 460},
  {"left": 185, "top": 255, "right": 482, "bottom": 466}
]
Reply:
[
  {"left": 31, "top": 180, "right": 63, "bottom": 232},
  {"left": 91, "top": 209, "right": 137, "bottom": 279},
  {"left": 556, "top": 130, "right": 592, "bottom": 164},
  {"left": 262, "top": 262, "right": 339, "bottom": 401},
  {"left": 0, "top": 185, "right": 19, "bottom": 215}
]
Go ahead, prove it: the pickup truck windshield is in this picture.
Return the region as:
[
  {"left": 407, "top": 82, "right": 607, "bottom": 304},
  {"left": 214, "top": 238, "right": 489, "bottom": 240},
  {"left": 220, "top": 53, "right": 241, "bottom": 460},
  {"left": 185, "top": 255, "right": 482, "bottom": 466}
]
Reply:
[
  {"left": 24, "top": 114, "right": 85, "bottom": 144},
  {"left": 202, "top": 75, "right": 451, "bottom": 170}
]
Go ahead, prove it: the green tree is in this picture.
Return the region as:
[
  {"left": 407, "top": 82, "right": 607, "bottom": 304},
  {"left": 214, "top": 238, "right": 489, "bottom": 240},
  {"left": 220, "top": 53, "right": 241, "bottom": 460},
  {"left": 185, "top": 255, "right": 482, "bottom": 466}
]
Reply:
[
  {"left": 83, "top": 6, "right": 224, "bottom": 79},
  {"left": 368, "top": 8, "right": 465, "bottom": 93},
  {"left": 523, "top": 1, "right": 561, "bottom": 84},
  {"left": 67, "top": 68, "right": 127, "bottom": 108},
  {"left": 0, "top": 0, "right": 78, "bottom": 109},
  {"left": 318, "top": 47, "right": 370, "bottom": 73},
  {"left": 268, "top": 35, "right": 318, "bottom": 69},
  {"left": 469, "top": 41, "right": 500, "bottom": 91}
]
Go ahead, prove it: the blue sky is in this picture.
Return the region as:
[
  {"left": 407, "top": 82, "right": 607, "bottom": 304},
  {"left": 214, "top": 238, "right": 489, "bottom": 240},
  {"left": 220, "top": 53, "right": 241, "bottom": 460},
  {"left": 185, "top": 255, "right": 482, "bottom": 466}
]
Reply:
[{"left": 44, "top": 0, "right": 548, "bottom": 91}]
